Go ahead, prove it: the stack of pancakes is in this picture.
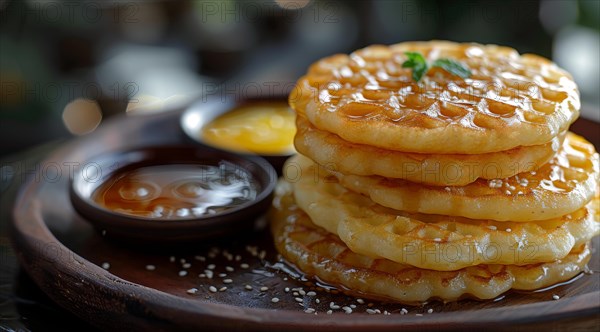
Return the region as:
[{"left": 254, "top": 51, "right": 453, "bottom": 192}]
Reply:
[{"left": 271, "top": 41, "right": 600, "bottom": 303}]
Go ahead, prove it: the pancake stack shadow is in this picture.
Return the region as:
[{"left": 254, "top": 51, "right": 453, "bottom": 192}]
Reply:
[{"left": 270, "top": 41, "right": 600, "bottom": 303}]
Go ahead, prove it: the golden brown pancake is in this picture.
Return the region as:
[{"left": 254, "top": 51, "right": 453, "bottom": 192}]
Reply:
[
  {"left": 290, "top": 41, "right": 579, "bottom": 154},
  {"left": 295, "top": 116, "right": 564, "bottom": 186},
  {"left": 327, "top": 132, "right": 599, "bottom": 221},
  {"left": 288, "top": 155, "right": 599, "bottom": 271},
  {"left": 270, "top": 180, "right": 591, "bottom": 303}
]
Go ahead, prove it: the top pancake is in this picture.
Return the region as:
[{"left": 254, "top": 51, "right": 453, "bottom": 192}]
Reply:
[{"left": 290, "top": 41, "right": 580, "bottom": 154}]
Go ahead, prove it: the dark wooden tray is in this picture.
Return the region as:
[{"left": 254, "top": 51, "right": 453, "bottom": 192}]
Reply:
[{"left": 10, "top": 107, "right": 600, "bottom": 331}]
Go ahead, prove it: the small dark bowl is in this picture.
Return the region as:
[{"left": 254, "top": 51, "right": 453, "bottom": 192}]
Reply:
[
  {"left": 69, "top": 145, "right": 277, "bottom": 244},
  {"left": 180, "top": 95, "right": 294, "bottom": 174}
]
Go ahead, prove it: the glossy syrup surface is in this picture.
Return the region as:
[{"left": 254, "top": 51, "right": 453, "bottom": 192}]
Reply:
[{"left": 92, "top": 163, "right": 259, "bottom": 219}]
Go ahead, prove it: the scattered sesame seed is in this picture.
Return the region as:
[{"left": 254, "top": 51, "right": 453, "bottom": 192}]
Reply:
[
  {"left": 433, "top": 238, "right": 442, "bottom": 242},
  {"left": 204, "top": 270, "right": 214, "bottom": 279},
  {"left": 356, "top": 298, "right": 365, "bottom": 304},
  {"left": 285, "top": 287, "right": 290, "bottom": 293},
  {"left": 342, "top": 306, "right": 353, "bottom": 314},
  {"left": 505, "top": 190, "right": 511, "bottom": 195},
  {"left": 260, "top": 286, "right": 269, "bottom": 292},
  {"left": 145, "top": 265, "right": 156, "bottom": 271},
  {"left": 517, "top": 191, "right": 523, "bottom": 195},
  {"left": 283, "top": 277, "right": 288, "bottom": 281},
  {"left": 182, "top": 263, "right": 191, "bottom": 269},
  {"left": 271, "top": 297, "right": 280, "bottom": 303},
  {"left": 330, "top": 302, "right": 340, "bottom": 310},
  {"left": 258, "top": 250, "right": 267, "bottom": 260},
  {"left": 169, "top": 256, "right": 176, "bottom": 263},
  {"left": 293, "top": 292, "right": 299, "bottom": 296},
  {"left": 506, "top": 228, "right": 512, "bottom": 232},
  {"left": 316, "top": 299, "right": 320, "bottom": 304},
  {"left": 219, "top": 286, "right": 227, "bottom": 292},
  {"left": 186, "top": 288, "right": 198, "bottom": 294},
  {"left": 400, "top": 308, "right": 408, "bottom": 315},
  {"left": 295, "top": 297, "right": 303, "bottom": 303},
  {"left": 194, "top": 255, "right": 206, "bottom": 261},
  {"left": 240, "top": 263, "right": 249, "bottom": 269},
  {"left": 488, "top": 225, "right": 497, "bottom": 230},
  {"left": 326, "top": 310, "right": 333, "bottom": 315},
  {"left": 299, "top": 290, "right": 306, "bottom": 296},
  {"left": 101, "top": 230, "right": 107, "bottom": 236},
  {"left": 101, "top": 262, "right": 110, "bottom": 270},
  {"left": 180, "top": 258, "right": 186, "bottom": 264},
  {"left": 207, "top": 264, "right": 216, "bottom": 270},
  {"left": 304, "top": 308, "right": 315, "bottom": 314},
  {"left": 245, "top": 285, "right": 253, "bottom": 290},
  {"left": 307, "top": 291, "right": 316, "bottom": 296},
  {"left": 199, "top": 274, "right": 206, "bottom": 278},
  {"left": 384, "top": 311, "right": 390, "bottom": 315},
  {"left": 509, "top": 185, "right": 516, "bottom": 191},
  {"left": 552, "top": 294, "right": 560, "bottom": 300},
  {"left": 350, "top": 304, "right": 356, "bottom": 309},
  {"left": 366, "top": 309, "right": 377, "bottom": 315},
  {"left": 235, "top": 255, "right": 242, "bottom": 261},
  {"left": 209, "top": 286, "right": 218, "bottom": 293},
  {"left": 178, "top": 270, "right": 188, "bottom": 277},
  {"left": 218, "top": 273, "right": 227, "bottom": 278},
  {"left": 427, "top": 308, "right": 434, "bottom": 314},
  {"left": 223, "top": 279, "right": 233, "bottom": 284},
  {"left": 416, "top": 313, "right": 423, "bottom": 317},
  {"left": 225, "top": 266, "right": 234, "bottom": 272}
]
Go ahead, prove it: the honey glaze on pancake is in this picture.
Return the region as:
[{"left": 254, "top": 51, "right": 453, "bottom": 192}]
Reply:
[
  {"left": 290, "top": 41, "right": 580, "bottom": 153},
  {"left": 93, "top": 164, "right": 259, "bottom": 219}
]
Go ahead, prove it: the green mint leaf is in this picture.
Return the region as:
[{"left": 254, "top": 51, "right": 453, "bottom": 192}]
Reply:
[
  {"left": 402, "top": 52, "right": 428, "bottom": 82},
  {"left": 432, "top": 59, "right": 471, "bottom": 78}
]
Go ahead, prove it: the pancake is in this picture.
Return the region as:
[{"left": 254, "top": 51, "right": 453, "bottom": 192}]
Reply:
[
  {"left": 270, "top": 180, "right": 591, "bottom": 303},
  {"left": 295, "top": 116, "right": 564, "bottom": 186},
  {"left": 289, "top": 41, "right": 579, "bottom": 154},
  {"left": 288, "top": 155, "right": 599, "bottom": 271},
  {"left": 328, "top": 132, "right": 599, "bottom": 221}
]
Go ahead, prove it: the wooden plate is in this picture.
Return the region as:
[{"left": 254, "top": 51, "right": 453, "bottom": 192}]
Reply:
[{"left": 9, "top": 107, "right": 600, "bottom": 331}]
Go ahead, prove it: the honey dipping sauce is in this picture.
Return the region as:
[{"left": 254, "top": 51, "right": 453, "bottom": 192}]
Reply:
[
  {"left": 92, "top": 163, "right": 259, "bottom": 219},
  {"left": 201, "top": 102, "right": 296, "bottom": 155}
]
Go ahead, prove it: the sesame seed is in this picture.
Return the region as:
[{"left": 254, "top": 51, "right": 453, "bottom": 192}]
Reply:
[
  {"left": 307, "top": 291, "right": 316, "bottom": 296},
  {"left": 245, "top": 285, "right": 253, "bottom": 290},
  {"left": 194, "top": 255, "right": 206, "bottom": 261},
  {"left": 416, "top": 314, "right": 423, "bottom": 317},
  {"left": 101, "top": 262, "right": 110, "bottom": 270},
  {"left": 260, "top": 286, "right": 269, "bottom": 292},
  {"left": 374, "top": 309, "right": 381, "bottom": 314},
  {"left": 342, "top": 306, "right": 353, "bottom": 314},
  {"left": 506, "top": 228, "right": 512, "bottom": 232},
  {"left": 295, "top": 297, "right": 303, "bottom": 303},
  {"left": 209, "top": 286, "right": 218, "bottom": 293},
  {"left": 293, "top": 292, "right": 299, "bottom": 296},
  {"left": 366, "top": 309, "right": 377, "bottom": 315},
  {"left": 101, "top": 230, "right": 107, "bottom": 236},
  {"left": 326, "top": 310, "right": 333, "bottom": 315},
  {"left": 186, "top": 288, "right": 198, "bottom": 294},
  {"left": 299, "top": 290, "right": 306, "bottom": 296},
  {"left": 505, "top": 190, "right": 511, "bottom": 195},
  {"left": 235, "top": 255, "right": 241, "bottom": 261},
  {"left": 304, "top": 308, "right": 315, "bottom": 314},
  {"left": 219, "top": 286, "right": 227, "bottom": 292},
  {"left": 178, "top": 270, "right": 187, "bottom": 277},
  {"left": 552, "top": 294, "right": 560, "bottom": 300},
  {"left": 225, "top": 266, "right": 234, "bottom": 272},
  {"left": 433, "top": 238, "right": 442, "bottom": 242},
  {"left": 400, "top": 308, "right": 408, "bottom": 315},
  {"left": 517, "top": 191, "right": 523, "bottom": 195},
  {"left": 218, "top": 273, "right": 227, "bottom": 278},
  {"left": 169, "top": 256, "right": 175, "bottom": 262},
  {"left": 384, "top": 311, "right": 390, "bottom": 315},
  {"left": 240, "top": 263, "right": 249, "bottom": 269},
  {"left": 145, "top": 264, "right": 156, "bottom": 271},
  {"left": 223, "top": 279, "right": 233, "bottom": 284},
  {"left": 285, "top": 287, "right": 290, "bottom": 293},
  {"left": 180, "top": 258, "right": 186, "bottom": 264},
  {"left": 509, "top": 185, "right": 516, "bottom": 191},
  {"left": 207, "top": 264, "right": 216, "bottom": 270},
  {"left": 271, "top": 297, "right": 280, "bottom": 303},
  {"left": 182, "top": 263, "right": 191, "bottom": 269},
  {"left": 488, "top": 225, "right": 497, "bottom": 230},
  {"left": 199, "top": 274, "right": 206, "bottom": 278},
  {"left": 427, "top": 308, "right": 433, "bottom": 314},
  {"left": 258, "top": 250, "right": 266, "bottom": 260},
  {"left": 350, "top": 304, "right": 356, "bottom": 309},
  {"left": 316, "top": 299, "right": 320, "bottom": 304},
  {"left": 204, "top": 270, "right": 213, "bottom": 279},
  {"left": 356, "top": 298, "right": 365, "bottom": 304},
  {"left": 330, "top": 302, "right": 340, "bottom": 310}
]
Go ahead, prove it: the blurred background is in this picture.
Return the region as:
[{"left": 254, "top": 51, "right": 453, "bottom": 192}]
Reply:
[{"left": 1, "top": 0, "right": 599, "bottom": 157}]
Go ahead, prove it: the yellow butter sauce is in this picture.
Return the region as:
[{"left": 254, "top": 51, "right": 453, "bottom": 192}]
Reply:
[{"left": 202, "top": 103, "right": 296, "bottom": 155}]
